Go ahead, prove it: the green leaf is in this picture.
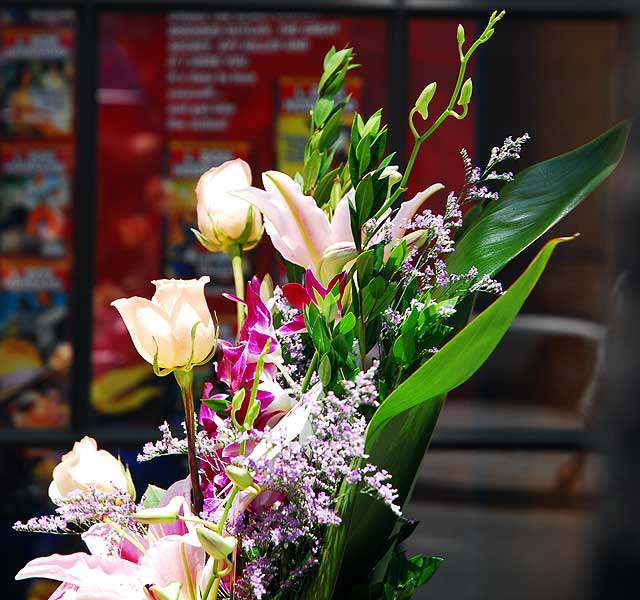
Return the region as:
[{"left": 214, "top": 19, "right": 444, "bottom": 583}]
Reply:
[
  {"left": 313, "top": 97, "right": 334, "bottom": 127},
  {"left": 319, "top": 353, "right": 333, "bottom": 387},
  {"left": 336, "top": 235, "right": 573, "bottom": 590},
  {"left": 356, "top": 249, "right": 375, "bottom": 284},
  {"left": 447, "top": 121, "right": 630, "bottom": 277},
  {"left": 203, "top": 396, "right": 230, "bottom": 415},
  {"left": 355, "top": 137, "right": 371, "bottom": 172},
  {"left": 302, "top": 151, "right": 321, "bottom": 190},
  {"left": 318, "top": 48, "right": 350, "bottom": 92},
  {"left": 411, "top": 555, "right": 443, "bottom": 587},
  {"left": 318, "top": 108, "right": 343, "bottom": 149},
  {"left": 315, "top": 167, "right": 340, "bottom": 207},
  {"left": 368, "top": 235, "right": 574, "bottom": 443},
  {"left": 141, "top": 484, "right": 166, "bottom": 509},
  {"left": 323, "top": 46, "right": 337, "bottom": 69},
  {"left": 355, "top": 175, "right": 374, "bottom": 222},
  {"left": 338, "top": 398, "right": 445, "bottom": 591},
  {"left": 338, "top": 312, "right": 357, "bottom": 335}
]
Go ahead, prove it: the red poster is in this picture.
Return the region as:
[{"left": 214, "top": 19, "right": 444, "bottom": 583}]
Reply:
[
  {"left": 93, "top": 12, "right": 389, "bottom": 412},
  {"left": 0, "top": 142, "right": 73, "bottom": 259},
  {"left": 407, "top": 19, "right": 477, "bottom": 209}
]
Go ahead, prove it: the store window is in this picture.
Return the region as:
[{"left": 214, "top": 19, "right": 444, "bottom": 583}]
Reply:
[
  {"left": 92, "top": 11, "right": 389, "bottom": 424},
  {"left": 0, "top": 8, "right": 76, "bottom": 432}
]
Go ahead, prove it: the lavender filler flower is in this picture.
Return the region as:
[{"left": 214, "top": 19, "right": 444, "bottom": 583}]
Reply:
[{"left": 230, "top": 364, "right": 400, "bottom": 599}]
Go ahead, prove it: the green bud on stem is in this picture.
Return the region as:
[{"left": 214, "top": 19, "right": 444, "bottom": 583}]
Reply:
[
  {"left": 415, "top": 82, "right": 437, "bottom": 120},
  {"left": 458, "top": 77, "right": 473, "bottom": 107}
]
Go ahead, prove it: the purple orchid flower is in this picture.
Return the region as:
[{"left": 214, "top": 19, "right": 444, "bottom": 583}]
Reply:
[{"left": 280, "top": 269, "right": 347, "bottom": 334}]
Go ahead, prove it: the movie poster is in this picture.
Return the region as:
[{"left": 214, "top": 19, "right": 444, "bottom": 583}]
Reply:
[
  {"left": 0, "top": 143, "right": 72, "bottom": 258},
  {"left": 0, "top": 9, "right": 75, "bottom": 431},
  {"left": 0, "top": 259, "right": 70, "bottom": 429},
  {"left": 0, "top": 26, "right": 74, "bottom": 139}
]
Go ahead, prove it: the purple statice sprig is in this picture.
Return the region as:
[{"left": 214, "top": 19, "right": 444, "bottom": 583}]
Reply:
[
  {"left": 459, "top": 132, "right": 530, "bottom": 205},
  {"left": 137, "top": 418, "right": 218, "bottom": 463},
  {"left": 13, "top": 486, "right": 139, "bottom": 537},
  {"left": 230, "top": 364, "right": 400, "bottom": 599}
]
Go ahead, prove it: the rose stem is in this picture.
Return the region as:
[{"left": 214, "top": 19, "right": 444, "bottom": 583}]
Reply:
[
  {"left": 174, "top": 368, "right": 203, "bottom": 515},
  {"left": 228, "top": 243, "right": 245, "bottom": 335}
]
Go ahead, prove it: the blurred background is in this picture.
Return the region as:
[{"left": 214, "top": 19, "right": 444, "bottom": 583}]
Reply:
[{"left": 0, "top": 1, "right": 636, "bottom": 599}]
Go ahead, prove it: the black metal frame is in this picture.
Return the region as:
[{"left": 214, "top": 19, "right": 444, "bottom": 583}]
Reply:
[{"left": 1, "top": 0, "right": 631, "bottom": 452}]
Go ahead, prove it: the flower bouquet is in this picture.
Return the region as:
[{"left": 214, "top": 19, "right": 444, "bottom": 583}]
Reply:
[{"left": 15, "top": 11, "right": 629, "bottom": 600}]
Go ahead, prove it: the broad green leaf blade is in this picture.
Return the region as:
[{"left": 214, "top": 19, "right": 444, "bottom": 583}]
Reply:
[
  {"left": 337, "top": 397, "right": 445, "bottom": 591},
  {"left": 335, "top": 236, "right": 573, "bottom": 591},
  {"left": 447, "top": 121, "right": 630, "bottom": 277},
  {"left": 367, "top": 235, "right": 574, "bottom": 445}
]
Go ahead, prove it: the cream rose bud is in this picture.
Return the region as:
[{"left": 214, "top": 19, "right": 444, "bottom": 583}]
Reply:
[
  {"left": 195, "top": 158, "right": 263, "bottom": 253},
  {"left": 111, "top": 276, "right": 216, "bottom": 370},
  {"left": 49, "top": 436, "right": 135, "bottom": 502}
]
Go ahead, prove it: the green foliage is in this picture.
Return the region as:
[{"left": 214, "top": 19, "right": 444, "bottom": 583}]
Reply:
[
  {"left": 332, "top": 236, "right": 572, "bottom": 593},
  {"left": 141, "top": 484, "right": 166, "bottom": 509},
  {"left": 382, "top": 552, "right": 443, "bottom": 599},
  {"left": 447, "top": 121, "right": 630, "bottom": 278},
  {"left": 302, "top": 47, "right": 355, "bottom": 196},
  {"left": 368, "top": 235, "right": 573, "bottom": 444},
  {"left": 346, "top": 552, "right": 443, "bottom": 599},
  {"left": 303, "top": 288, "right": 359, "bottom": 391}
]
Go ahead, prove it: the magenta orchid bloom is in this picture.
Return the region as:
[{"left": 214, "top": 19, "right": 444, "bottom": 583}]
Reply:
[
  {"left": 215, "top": 277, "right": 296, "bottom": 426},
  {"left": 281, "top": 270, "right": 347, "bottom": 334},
  {"left": 197, "top": 277, "right": 296, "bottom": 518},
  {"left": 235, "top": 170, "right": 445, "bottom": 281}
]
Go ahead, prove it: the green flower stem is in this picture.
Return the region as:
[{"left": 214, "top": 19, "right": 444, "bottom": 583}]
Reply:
[
  {"left": 181, "top": 542, "right": 197, "bottom": 600},
  {"left": 217, "top": 486, "right": 239, "bottom": 534},
  {"left": 174, "top": 369, "right": 203, "bottom": 515},
  {"left": 301, "top": 351, "right": 319, "bottom": 393},
  {"left": 203, "top": 574, "right": 220, "bottom": 600},
  {"left": 228, "top": 243, "right": 245, "bottom": 334},
  {"left": 408, "top": 107, "right": 420, "bottom": 140},
  {"left": 373, "top": 17, "right": 496, "bottom": 225},
  {"left": 200, "top": 485, "right": 242, "bottom": 599}
]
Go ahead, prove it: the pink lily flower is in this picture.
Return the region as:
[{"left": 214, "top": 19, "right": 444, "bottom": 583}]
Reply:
[
  {"left": 370, "top": 182, "right": 445, "bottom": 246},
  {"left": 235, "top": 170, "right": 445, "bottom": 279},
  {"left": 234, "top": 171, "right": 353, "bottom": 280},
  {"left": 16, "top": 484, "right": 208, "bottom": 600}
]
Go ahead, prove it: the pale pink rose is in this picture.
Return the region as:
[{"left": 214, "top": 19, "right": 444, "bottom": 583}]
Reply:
[
  {"left": 49, "top": 437, "right": 135, "bottom": 502},
  {"left": 195, "top": 158, "right": 263, "bottom": 253},
  {"left": 111, "top": 276, "right": 216, "bottom": 370}
]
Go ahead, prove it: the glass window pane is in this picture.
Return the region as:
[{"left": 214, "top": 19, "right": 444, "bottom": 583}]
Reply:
[
  {"left": 0, "top": 8, "right": 76, "bottom": 431},
  {"left": 407, "top": 16, "right": 627, "bottom": 430},
  {"left": 408, "top": 450, "right": 596, "bottom": 600},
  {"left": 92, "top": 11, "right": 389, "bottom": 425}
]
